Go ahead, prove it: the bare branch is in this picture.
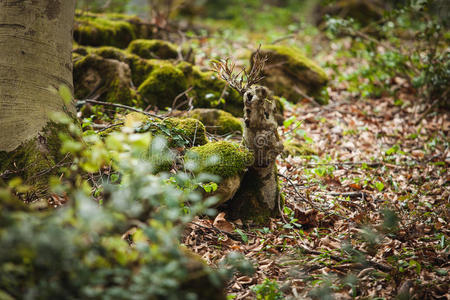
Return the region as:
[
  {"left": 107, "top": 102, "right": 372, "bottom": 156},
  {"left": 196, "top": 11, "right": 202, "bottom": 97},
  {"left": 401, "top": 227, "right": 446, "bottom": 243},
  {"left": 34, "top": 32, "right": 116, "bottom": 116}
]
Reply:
[{"left": 210, "top": 45, "right": 268, "bottom": 95}]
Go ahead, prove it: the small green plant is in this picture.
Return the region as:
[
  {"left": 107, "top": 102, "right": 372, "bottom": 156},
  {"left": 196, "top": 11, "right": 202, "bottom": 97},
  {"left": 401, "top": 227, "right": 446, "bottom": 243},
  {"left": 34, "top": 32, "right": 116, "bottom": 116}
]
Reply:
[{"left": 251, "top": 278, "right": 283, "bottom": 300}]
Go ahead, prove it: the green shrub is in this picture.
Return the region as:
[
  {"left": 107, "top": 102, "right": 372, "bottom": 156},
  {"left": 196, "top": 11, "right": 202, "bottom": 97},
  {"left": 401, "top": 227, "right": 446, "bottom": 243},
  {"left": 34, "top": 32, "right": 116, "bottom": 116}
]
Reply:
[{"left": 0, "top": 112, "right": 252, "bottom": 299}]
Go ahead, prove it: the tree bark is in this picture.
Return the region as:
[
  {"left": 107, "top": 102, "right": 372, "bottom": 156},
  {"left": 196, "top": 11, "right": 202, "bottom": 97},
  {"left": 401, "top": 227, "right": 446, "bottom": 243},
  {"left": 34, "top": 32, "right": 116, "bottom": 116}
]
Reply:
[
  {"left": 0, "top": 0, "right": 76, "bottom": 152},
  {"left": 226, "top": 86, "right": 284, "bottom": 222}
]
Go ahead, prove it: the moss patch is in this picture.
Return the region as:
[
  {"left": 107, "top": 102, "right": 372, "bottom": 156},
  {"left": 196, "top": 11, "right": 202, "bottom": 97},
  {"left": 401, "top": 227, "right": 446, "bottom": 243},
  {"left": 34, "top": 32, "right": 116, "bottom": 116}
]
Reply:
[
  {"left": 186, "top": 141, "right": 253, "bottom": 178},
  {"left": 177, "top": 62, "right": 244, "bottom": 117},
  {"left": 282, "top": 140, "right": 317, "bottom": 157},
  {"left": 128, "top": 39, "right": 178, "bottom": 60},
  {"left": 186, "top": 109, "right": 243, "bottom": 135},
  {"left": 0, "top": 122, "right": 72, "bottom": 201},
  {"left": 124, "top": 113, "right": 208, "bottom": 147},
  {"left": 137, "top": 64, "right": 187, "bottom": 108},
  {"left": 73, "top": 54, "right": 137, "bottom": 106},
  {"left": 74, "top": 13, "right": 136, "bottom": 48},
  {"left": 255, "top": 45, "right": 329, "bottom": 105}
]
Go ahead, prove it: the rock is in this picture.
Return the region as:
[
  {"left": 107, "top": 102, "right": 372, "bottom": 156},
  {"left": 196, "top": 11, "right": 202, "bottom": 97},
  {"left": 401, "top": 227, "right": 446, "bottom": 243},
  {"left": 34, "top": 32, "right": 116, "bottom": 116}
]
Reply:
[
  {"left": 177, "top": 62, "right": 243, "bottom": 117},
  {"left": 74, "top": 12, "right": 155, "bottom": 48},
  {"left": 128, "top": 39, "right": 178, "bottom": 60},
  {"left": 73, "top": 54, "right": 137, "bottom": 106},
  {"left": 185, "top": 141, "right": 253, "bottom": 205},
  {"left": 184, "top": 108, "right": 243, "bottom": 135},
  {"left": 252, "top": 45, "right": 329, "bottom": 105},
  {"left": 73, "top": 49, "right": 245, "bottom": 115},
  {"left": 137, "top": 63, "right": 188, "bottom": 109},
  {"left": 314, "top": 0, "right": 384, "bottom": 26}
]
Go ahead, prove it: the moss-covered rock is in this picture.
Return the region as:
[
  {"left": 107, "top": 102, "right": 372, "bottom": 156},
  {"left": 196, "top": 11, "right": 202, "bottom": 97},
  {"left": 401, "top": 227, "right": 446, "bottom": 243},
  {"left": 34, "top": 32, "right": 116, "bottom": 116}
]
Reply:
[
  {"left": 185, "top": 109, "right": 243, "bottom": 135},
  {"left": 186, "top": 141, "right": 253, "bottom": 205},
  {"left": 137, "top": 63, "right": 188, "bottom": 109},
  {"left": 73, "top": 12, "right": 155, "bottom": 49},
  {"left": 177, "top": 62, "right": 244, "bottom": 117},
  {"left": 314, "top": 0, "right": 384, "bottom": 26},
  {"left": 73, "top": 54, "right": 137, "bottom": 106},
  {"left": 186, "top": 141, "right": 253, "bottom": 178},
  {"left": 128, "top": 39, "right": 178, "bottom": 60},
  {"left": 74, "top": 13, "right": 136, "bottom": 49},
  {"left": 253, "top": 45, "right": 329, "bottom": 105}
]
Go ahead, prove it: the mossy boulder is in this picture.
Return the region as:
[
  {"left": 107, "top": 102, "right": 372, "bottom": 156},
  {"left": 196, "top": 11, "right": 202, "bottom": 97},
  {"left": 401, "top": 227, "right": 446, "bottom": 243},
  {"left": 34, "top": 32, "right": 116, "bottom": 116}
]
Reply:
[
  {"left": 137, "top": 63, "right": 188, "bottom": 109},
  {"left": 74, "top": 13, "right": 137, "bottom": 49},
  {"left": 128, "top": 39, "right": 178, "bottom": 60},
  {"left": 253, "top": 45, "right": 329, "bottom": 105},
  {"left": 73, "top": 54, "right": 137, "bottom": 106},
  {"left": 185, "top": 109, "right": 243, "bottom": 135},
  {"left": 185, "top": 141, "right": 253, "bottom": 205},
  {"left": 74, "top": 12, "right": 155, "bottom": 49},
  {"left": 314, "top": 0, "right": 384, "bottom": 26},
  {"left": 177, "top": 62, "right": 244, "bottom": 117}
]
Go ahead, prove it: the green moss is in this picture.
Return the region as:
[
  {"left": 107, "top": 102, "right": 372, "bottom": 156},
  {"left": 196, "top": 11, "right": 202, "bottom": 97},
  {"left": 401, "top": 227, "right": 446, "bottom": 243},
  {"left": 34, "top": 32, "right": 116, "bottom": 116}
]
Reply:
[
  {"left": 73, "top": 54, "right": 137, "bottom": 106},
  {"left": 177, "top": 63, "right": 244, "bottom": 117},
  {"left": 162, "top": 118, "right": 208, "bottom": 146},
  {"left": 261, "top": 45, "right": 328, "bottom": 83},
  {"left": 282, "top": 140, "right": 317, "bottom": 157},
  {"left": 186, "top": 109, "right": 242, "bottom": 135},
  {"left": 92, "top": 46, "right": 128, "bottom": 61},
  {"left": 137, "top": 64, "right": 187, "bottom": 108},
  {"left": 123, "top": 113, "right": 207, "bottom": 147},
  {"left": 258, "top": 45, "right": 329, "bottom": 105},
  {"left": 0, "top": 122, "right": 71, "bottom": 200},
  {"left": 128, "top": 39, "right": 178, "bottom": 60},
  {"left": 186, "top": 141, "right": 253, "bottom": 178},
  {"left": 74, "top": 14, "right": 136, "bottom": 48}
]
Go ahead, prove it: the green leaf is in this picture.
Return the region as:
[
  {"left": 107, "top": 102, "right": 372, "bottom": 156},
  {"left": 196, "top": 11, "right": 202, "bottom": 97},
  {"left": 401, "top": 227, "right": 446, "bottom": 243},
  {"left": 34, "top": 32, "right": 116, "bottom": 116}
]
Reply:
[
  {"left": 375, "top": 182, "right": 385, "bottom": 192},
  {"left": 234, "top": 228, "right": 248, "bottom": 243},
  {"left": 58, "top": 84, "right": 73, "bottom": 105}
]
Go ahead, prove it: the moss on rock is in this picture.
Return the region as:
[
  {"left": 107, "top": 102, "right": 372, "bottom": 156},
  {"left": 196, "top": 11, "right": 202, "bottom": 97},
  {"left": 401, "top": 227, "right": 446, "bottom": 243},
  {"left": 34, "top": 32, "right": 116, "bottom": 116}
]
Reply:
[
  {"left": 254, "top": 45, "right": 329, "bottom": 105},
  {"left": 177, "top": 62, "right": 244, "bottom": 117},
  {"left": 185, "top": 108, "right": 243, "bottom": 135},
  {"left": 73, "top": 54, "right": 137, "bottom": 106},
  {"left": 137, "top": 63, "right": 187, "bottom": 109},
  {"left": 74, "top": 13, "right": 137, "bottom": 49},
  {"left": 128, "top": 39, "right": 178, "bottom": 60},
  {"left": 186, "top": 141, "right": 253, "bottom": 178},
  {"left": 124, "top": 113, "right": 208, "bottom": 147}
]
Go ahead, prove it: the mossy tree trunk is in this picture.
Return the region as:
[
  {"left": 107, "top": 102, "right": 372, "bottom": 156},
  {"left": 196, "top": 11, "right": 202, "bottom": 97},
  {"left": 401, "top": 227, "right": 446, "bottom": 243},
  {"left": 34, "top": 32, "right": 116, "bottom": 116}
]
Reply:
[
  {"left": 0, "top": 0, "right": 76, "bottom": 196},
  {"left": 226, "top": 86, "right": 284, "bottom": 223}
]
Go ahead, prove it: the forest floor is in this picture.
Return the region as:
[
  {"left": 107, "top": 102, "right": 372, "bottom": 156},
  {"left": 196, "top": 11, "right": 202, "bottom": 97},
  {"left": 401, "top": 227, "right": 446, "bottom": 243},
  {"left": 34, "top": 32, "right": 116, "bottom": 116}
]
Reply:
[{"left": 181, "top": 26, "right": 450, "bottom": 299}]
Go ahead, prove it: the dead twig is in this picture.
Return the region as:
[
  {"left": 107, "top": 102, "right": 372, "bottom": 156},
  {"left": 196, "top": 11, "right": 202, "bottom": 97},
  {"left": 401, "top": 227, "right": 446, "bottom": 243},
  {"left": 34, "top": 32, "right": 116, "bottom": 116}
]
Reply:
[
  {"left": 78, "top": 99, "right": 162, "bottom": 119},
  {"left": 210, "top": 45, "right": 268, "bottom": 95}
]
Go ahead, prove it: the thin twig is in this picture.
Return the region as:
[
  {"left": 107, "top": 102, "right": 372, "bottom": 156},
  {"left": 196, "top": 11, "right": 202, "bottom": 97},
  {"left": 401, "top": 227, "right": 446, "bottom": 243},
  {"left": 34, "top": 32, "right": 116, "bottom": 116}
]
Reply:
[{"left": 79, "top": 99, "right": 162, "bottom": 119}]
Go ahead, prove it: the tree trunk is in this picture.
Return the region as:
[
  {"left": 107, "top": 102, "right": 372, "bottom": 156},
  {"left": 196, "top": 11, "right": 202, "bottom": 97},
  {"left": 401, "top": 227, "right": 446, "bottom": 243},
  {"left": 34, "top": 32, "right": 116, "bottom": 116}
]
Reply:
[
  {"left": 0, "top": 0, "right": 75, "bottom": 197},
  {"left": 226, "top": 86, "right": 284, "bottom": 223}
]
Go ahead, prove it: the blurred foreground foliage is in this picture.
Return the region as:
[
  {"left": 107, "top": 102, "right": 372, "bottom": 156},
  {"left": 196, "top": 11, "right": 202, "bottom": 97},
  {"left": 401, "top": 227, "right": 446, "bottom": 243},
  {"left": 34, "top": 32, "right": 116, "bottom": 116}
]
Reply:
[{"left": 0, "top": 108, "right": 253, "bottom": 299}]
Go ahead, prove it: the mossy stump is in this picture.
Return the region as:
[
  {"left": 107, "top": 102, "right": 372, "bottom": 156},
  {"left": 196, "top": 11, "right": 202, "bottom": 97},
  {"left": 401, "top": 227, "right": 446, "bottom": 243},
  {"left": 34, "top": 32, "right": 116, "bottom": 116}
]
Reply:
[{"left": 225, "top": 86, "right": 284, "bottom": 222}]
